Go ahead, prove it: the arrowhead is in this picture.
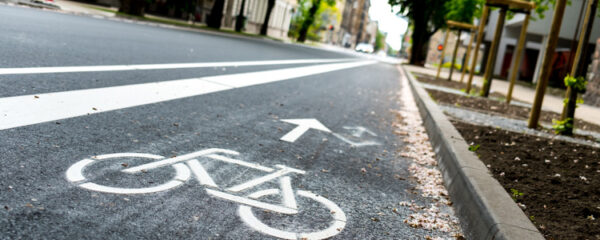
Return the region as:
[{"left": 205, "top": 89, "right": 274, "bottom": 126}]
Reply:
[{"left": 281, "top": 119, "right": 331, "bottom": 133}]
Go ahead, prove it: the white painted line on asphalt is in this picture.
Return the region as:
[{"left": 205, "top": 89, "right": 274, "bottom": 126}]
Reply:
[
  {"left": 227, "top": 169, "right": 292, "bottom": 193},
  {"left": 279, "top": 119, "right": 331, "bottom": 143},
  {"left": 78, "top": 163, "right": 191, "bottom": 194},
  {"left": 206, "top": 154, "right": 274, "bottom": 172},
  {"left": 0, "top": 60, "right": 376, "bottom": 131},
  {"left": 237, "top": 189, "right": 347, "bottom": 240},
  {"left": 123, "top": 148, "right": 236, "bottom": 173},
  {"left": 65, "top": 158, "right": 95, "bottom": 182},
  {"left": 186, "top": 159, "right": 218, "bottom": 188},
  {"left": 280, "top": 176, "right": 297, "bottom": 210},
  {"left": 206, "top": 188, "right": 298, "bottom": 214},
  {"left": 0, "top": 58, "right": 356, "bottom": 75}
]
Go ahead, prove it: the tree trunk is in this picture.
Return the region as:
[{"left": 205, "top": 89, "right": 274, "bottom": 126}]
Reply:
[
  {"left": 260, "top": 0, "right": 276, "bottom": 36},
  {"left": 207, "top": 0, "right": 225, "bottom": 29},
  {"left": 235, "top": 0, "right": 247, "bottom": 32},
  {"left": 297, "top": 0, "right": 321, "bottom": 43},
  {"left": 409, "top": 18, "right": 430, "bottom": 66},
  {"left": 119, "top": 0, "right": 145, "bottom": 16}
]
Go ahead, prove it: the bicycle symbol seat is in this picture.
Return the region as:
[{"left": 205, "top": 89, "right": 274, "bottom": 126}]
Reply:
[{"left": 66, "top": 148, "right": 346, "bottom": 239}]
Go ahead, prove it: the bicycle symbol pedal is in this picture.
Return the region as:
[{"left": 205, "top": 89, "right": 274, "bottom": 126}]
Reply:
[{"left": 66, "top": 148, "right": 346, "bottom": 239}]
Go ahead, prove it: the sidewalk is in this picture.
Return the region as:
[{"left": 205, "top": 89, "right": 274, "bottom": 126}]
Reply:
[{"left": 404, "top": 65, "right": 600, "bottom": 126}]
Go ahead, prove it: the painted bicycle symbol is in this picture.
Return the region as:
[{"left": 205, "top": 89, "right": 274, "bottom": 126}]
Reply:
[{"left": 66, "top": 148, "right": 346, "bottom": 239}]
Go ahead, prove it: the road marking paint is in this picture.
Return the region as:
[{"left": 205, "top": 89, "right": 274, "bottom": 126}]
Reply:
[
  {"left": 280, "top": 176, "right": 297, "bottom": 210},
  {"left": 186, "top": 159, "right": 218, "bottom": 188},
  {"left": 0, "top": 58, "right": 356, "bottom": 75},
  {"left": 227, "top": 168, "right": 293, "bottom": 192},
  {"left": 66, "top": 148, "right": 346, "bottom": 239},
  {"left": 238, "top": 189, "right": 346, "bottom": 240},
  {"left": 206, "top": 154, "right": 273, "bottom": 172},
  {"left": 331, "top": 133, "right": 381, "bottom": 147},
  {"left": 79, "top": 163, "right": 190, "bottom": 194},
  {"left": 65, "top": 158, "right": 95, "bottom": 182},
  {"left": 79, "top": 180, "right": 183, "bottom": 194},
  {"left": 202, "top": 61, "right": 375, "bottom": 88},
  {"left": 343, "top": 126, "right": 377, "bottom": 137},
  {"left": 0, "top": 61, "right": 376, "bottom": 131},
  {"left": 92, "top": 152, "right": 164, "bottom": 160},
  {"left": 206, "top": 188, "right": 298, "bottom": 214},
  {"left": 279, "top": 119, "right": 331, "bottom": 143},
  {"left": 123, "top": 148, "right": 237, "bottom": 173}
]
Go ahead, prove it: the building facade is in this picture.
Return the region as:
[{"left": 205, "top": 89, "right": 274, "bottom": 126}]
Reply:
[
  {"left": 339, "top": 0, "right": 371, "bottom": 48},
  {"left": 224, "top": 0, "right": 295, "bottom": 39},
  {"left": 584, "top": 38, "right": 600, "bottom": 107}
]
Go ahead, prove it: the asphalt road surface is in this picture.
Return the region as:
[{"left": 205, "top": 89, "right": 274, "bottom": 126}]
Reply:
[{"left": 0, "top": 5, "right": 458, "bottom": 239}]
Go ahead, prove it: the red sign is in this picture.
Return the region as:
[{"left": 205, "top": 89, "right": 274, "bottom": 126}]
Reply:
[{"left": 437, "top": 44, "right": 443, "bottom": 51}]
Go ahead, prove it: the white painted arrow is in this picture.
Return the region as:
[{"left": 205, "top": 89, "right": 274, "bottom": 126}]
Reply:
[{"left": 280, "top": 119, "right": 331, "bottom": 143}]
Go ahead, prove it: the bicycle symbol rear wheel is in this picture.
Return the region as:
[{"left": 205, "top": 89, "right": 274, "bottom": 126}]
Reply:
[
  {"left": 238, "top": 189, "right": 346, "bottom": 240},
  {"left": 66, "top": 153, "right": 190, "bottom": 194}
]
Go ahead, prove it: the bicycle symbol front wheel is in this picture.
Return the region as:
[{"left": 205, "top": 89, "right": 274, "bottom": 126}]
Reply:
[
  {"left": 238, "top": 189, "right": 346, "bottom": 240},
  {"left": 66, "top": 153, "right": 190, "bottom": 194}
]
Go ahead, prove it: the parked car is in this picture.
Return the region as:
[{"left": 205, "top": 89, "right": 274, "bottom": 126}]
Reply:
[{"left": 355, "top": 43, "right": 374, "bottom": 53}]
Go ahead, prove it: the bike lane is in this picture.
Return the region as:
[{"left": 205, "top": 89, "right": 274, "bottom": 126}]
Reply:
[{"left": 0, "top": 63, "right": 461, "bottom": 239}]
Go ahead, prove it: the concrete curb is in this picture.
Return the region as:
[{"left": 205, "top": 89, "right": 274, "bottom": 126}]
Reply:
[{"left": 399, "top": 65, "right": 545, "bottom": 240}]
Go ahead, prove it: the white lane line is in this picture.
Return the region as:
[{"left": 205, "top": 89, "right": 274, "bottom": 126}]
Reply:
[
  {"left": 0, "top": 60, "right": 376, "bottom": 131},
  {"left": 0, "top": 58, "right": 355, "bottom": 75}
]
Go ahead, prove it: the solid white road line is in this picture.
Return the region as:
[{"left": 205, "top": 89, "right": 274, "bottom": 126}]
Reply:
[
  {"left": 0, "top": 60, "right": 376, "bottom": 131},
  {"left": 0, "top": 58, "right": 355, "bottom": 75}
]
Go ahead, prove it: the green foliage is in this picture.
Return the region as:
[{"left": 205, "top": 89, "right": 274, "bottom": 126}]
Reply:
[
  {"left": 445, "top": 0, "right": 483, "bottom": 23},
  {"left": 441, "top": 61, "right": 461, "bottom": 70},
  {"left": 564, "top": 75, "right": 588, "bottom": 93},
  {"left": 552, "top": 118, "right": 573, "bottom": 134},
  {"left": 468, "top": 144, "right": 480, "bottom": 152},
  {"left": 510, "top": 188, "right": 524, "bottom": 201},
  {"left": 290, "top": 0, "right": 337, "bottom": 42},
  {"left": 375, "top": 31, "right": 386, "bottom": 51},
  {"left": 388, "top": 0, "right": 448, "bottom": 32}
]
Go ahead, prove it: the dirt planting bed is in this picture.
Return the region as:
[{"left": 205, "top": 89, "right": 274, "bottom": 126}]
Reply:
[
  {"left": 451, "top": 120, "right": 600, "bottom": 240},
  {"left": 426, "top": 88, "right": 600, "bottom": 134}
]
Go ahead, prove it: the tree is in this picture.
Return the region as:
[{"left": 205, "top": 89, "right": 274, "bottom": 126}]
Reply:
[
  {"left": 236, "top": 0, "right": 247, "bottom": 32},
  {"left": 297, "top": 0, "right": 336, "bottom": 42},
  {"left": 375, "top": 31, "right": 386, "bottom": 52},
  {"left": 388, "top": 0, "right": 449, "bottom": 66},
  {"left": 207, "top": 0, "right": 226, "bottom": 29},
  {"left": 119, "top": 0, "right": 146, "bottom": 16},
  {"left": 261, "top": 0, "right": 277, "bottom": 36}
]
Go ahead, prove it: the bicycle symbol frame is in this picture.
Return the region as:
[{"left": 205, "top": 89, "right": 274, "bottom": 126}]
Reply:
[{"left": 66, "top": 148, "right": 346, "bottom": 239}]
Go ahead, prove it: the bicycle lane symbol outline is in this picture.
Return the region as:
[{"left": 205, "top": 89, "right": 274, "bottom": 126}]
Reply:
[{"left": 65, "top": 148, "right": 346, "bottom": 239}]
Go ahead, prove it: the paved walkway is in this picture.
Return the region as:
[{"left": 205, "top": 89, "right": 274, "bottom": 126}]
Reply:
[{"left": 405, "top": 65, "right": 600, "bottom": 126}]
